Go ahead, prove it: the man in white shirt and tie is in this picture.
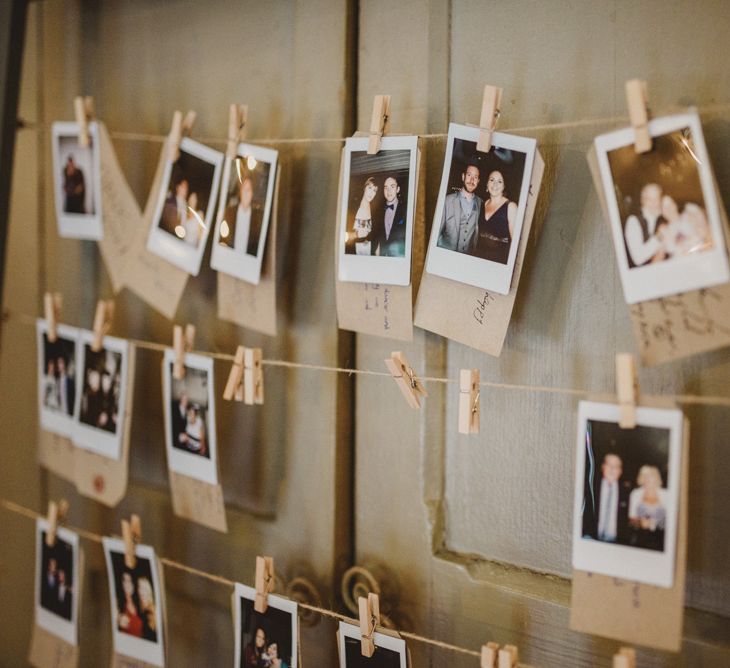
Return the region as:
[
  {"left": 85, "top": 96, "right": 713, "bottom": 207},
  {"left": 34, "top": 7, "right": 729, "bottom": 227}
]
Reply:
[{"left": 623, "top": 183, "right": 667, "bottom": 267}]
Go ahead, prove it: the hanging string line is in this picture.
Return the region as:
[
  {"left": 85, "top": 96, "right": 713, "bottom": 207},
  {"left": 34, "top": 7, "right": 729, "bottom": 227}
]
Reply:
[
  {"left": 16, "top": 100, "right": 730, "bottom": 145},
  {"left": 7, "top": 309, "right": 730, "bottom": 408},
  {"left": 0, "top": 497, "right": 481, "bottom": 660}
]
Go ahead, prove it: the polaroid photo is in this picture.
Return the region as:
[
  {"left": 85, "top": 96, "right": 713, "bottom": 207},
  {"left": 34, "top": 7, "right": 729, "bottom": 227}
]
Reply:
[
  {"left": 103, "top": 537, "right": 164, "bottom": 666},
  {"left": 210, "top": 143, "right": 278, "bottom": 285},
  {"left": 337, "top": 621, "right": 407, "bottom": 668},
  {"left": 594, "top": 110, "right": 729, "bottom": 304},
  {"left": 162, "top": 350, "right": 218, "bottom": 485},
  {"left": 234, "top": 583, "right": 298, "bottom": 668},
  {"left": 338, "top": 135, "right": 418, "bottom": 286},
  {"left": 424, "top": 123, "right": 536, "bottom": 295},
  {"left": 35, "top": 519, "right": 79, "bottom": 645},
  {"left": 36, "top": 320, "right": 79, "bottom": 438},
  {"left": 572, "top": 400, "right": 684, "bottom": 588},
  {"left": 72, "top": 330, "right": 129, "bottom": 460},
  {"left": 146, "top": 137, "right": 224, "bottom": 276},
  {"left": 51, "top": 121, "right": 103, "bottom": 240}
]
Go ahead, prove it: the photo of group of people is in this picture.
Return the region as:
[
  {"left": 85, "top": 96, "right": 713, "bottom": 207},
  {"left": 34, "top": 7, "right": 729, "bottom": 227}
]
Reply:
[
  {"left": 35, "top": 519, "right": 79, "bottom": 645},
  {"left": 595, "top": 111, "right": 729, "bottom": 304},
  {"left": 235, "top": 584, "right": 298, "bottom": 668},
  {"left": 79, "top": 344, "right": 123, "bottom": 434},
  {"left": 103, "top": 538, "right": 164, "bottom": 666},
  {"left": 51, "top": 122, "right": 103, "bottom": 240},
  {"left": 37, "top": 322, "right": 77, "bottom": 436},
  {"left": 163, "top": 351, "right": 218, "bottom": 484},
  {"left": 573, "top": 401, "right": 683, "bottom": 588},
  {"left": 147, "top": 137, "right": 223, "bottom": 276},
  {"left": 338, "top": 622, "right": 407, "bottom": 668}
]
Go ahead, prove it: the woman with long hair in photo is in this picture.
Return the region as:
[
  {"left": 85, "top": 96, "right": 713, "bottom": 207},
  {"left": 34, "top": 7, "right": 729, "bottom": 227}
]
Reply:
[
  {"left": 117, "top": 570, "right": 144, "bottom": 638},
  {"left": 243, "top": 626, "right": 267, "bottom": 667},
  {"left": 267, "top": 640, "right": 289, "bottom": 668},
  {"left": 628, "top": 465, "right": 667, "bottom": 551},
  {"left": 476, "top": 170, "right": 517, "bottom": 264},
  {"left": 137, "top": 576, "right": 158, "bottom": 642},
  {"left": 348, "top": 177, "right": 377, "bottom": 255}
]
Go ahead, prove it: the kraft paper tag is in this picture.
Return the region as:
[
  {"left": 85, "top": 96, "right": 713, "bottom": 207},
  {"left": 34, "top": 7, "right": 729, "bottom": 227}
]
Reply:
[
  {"left": 414, "top": 151, "right": 545, "bottom": 356},
  {"left": 37, "top": 431, "right": 76, "bottom": 483},
  {"left": 168, "top": 470, "right": 228, "bottom": 533},
  {"left": 587, "top": 146, "right": 730, "bottom": 365},
  {"left": 122, "top": 139, "right": 188, "bottom": 320},
  {"left": 569, "top": 405, "right": 688, "bottom": 652},
  {"left": 97, "top": 123, "right": 140, "bottom": 293},
  {"left": 217, "top": 170, "right": 280, "bottom": 336},
  {"left": 335, "top": 147, "right": 425, "bottom": 341},
  {"left": 74, "top": 345, "right": 136, "bottom": 507}
]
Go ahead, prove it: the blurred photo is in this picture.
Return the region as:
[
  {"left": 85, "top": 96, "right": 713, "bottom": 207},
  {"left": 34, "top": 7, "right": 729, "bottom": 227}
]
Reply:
[{"left": 338, "top": 621, "right": 407, "bottom": 668}]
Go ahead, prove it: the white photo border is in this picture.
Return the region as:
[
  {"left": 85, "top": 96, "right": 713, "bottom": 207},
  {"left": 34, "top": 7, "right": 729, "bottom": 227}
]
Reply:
[
  {"left": 337, "top": 620, "right": 407, "bottom": 668},
  {"left": 424, "top": 122, "right": 537, "bottom": 294},
  {"left": 594, "top": 110, "right": 730, "bottom": 304},
  {"left": 337, "top": 135, "right": 418, "bottom": 286},
  {"left": 210, "top": 143, "right": 278, "bottom": 285},
  {"left": 51, "top": 121, "right": 103, "bottom": 240},
  {"left": 572, "top": 400, "right": 683, "bottom": 588},
  {"left": 146, "top": 137, "right": 224, "bottom": 276},
  {"left": 162, "top": 349, "right": 218, "bottom": 485}
]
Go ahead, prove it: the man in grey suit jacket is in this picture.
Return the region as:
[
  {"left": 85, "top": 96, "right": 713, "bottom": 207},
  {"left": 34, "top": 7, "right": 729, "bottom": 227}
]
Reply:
[{"left": 437, "top": 163, "right": 482, "bottom": 253}]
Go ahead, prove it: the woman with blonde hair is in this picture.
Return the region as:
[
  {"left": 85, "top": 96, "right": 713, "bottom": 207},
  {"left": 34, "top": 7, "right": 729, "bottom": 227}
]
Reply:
[
  {"left": 628, "top": 465, "right": 667, "bottom": 551},
  {"left": 137, "top": 576, "right": 157, "bottom": 642}
]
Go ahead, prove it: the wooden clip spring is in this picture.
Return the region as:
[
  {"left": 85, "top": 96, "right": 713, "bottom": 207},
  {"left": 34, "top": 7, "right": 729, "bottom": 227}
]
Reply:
[
  {"left": 122, "top": 514, "right": 142, "bottom": 569},
  {"left": 626, "top": 79, "right": 651, "bottom": 154},
  {"left": 480, "top": 642, "right": 500, "bottom": 667},
  {"left": 172, "top": 324, "right": 196, "bottom": 380},
  {"left": 384, "top": 351, "right": 428, "bottom": 409},
  {"left": 227, "top": 103, "right": 248, "bottom": 159},
  {"left": 358, "top": 592, "right": 380, "bottom": 657},
  {"left": 367, "top": 95, "right": 391, "bottom": 155},
  {"left": 616, "top": 353, "right": 638, "bottom": 429},
  {"left": 223, "top": 345, "right": 245, "bottom": 401},
  {"left": 45, "top": 499, "right": 69, "bottom": 548},
  {"left": 74, "top": 95, "right": 94, "bottom": 147},
  {"left": 91, "top": 299, "right": 115, "bottom": 352},
  {"left": 498, "top": 645, "right": 518, "bottom": 668},
  {"left": 458, "top": 368, "right": 480, "bottom": 434},
  {"left": 254, "top": 555, "right": 275, "bottom": 613},
  {"left": 244, "top": 347, "right": 264, "bottom": 405},
  {"left": 44, "top": 292, "right": 62, "bottom": 343},
  {"left": 613, "top": 647, "right": 637, "bottom": 668},
  {"left": 477, "top": 85, "right": 503, "bottom": 153}
]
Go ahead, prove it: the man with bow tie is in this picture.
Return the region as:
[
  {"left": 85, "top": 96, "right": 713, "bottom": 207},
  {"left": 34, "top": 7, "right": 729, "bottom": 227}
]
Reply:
[{"left": 372, "top": 175, "right": 407, "bottom": 257}]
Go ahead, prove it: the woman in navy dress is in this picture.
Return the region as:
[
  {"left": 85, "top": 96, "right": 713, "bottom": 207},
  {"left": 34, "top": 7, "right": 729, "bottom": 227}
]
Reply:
[{"left": 476, "top": 170, "right": 517, "bottom": 264}]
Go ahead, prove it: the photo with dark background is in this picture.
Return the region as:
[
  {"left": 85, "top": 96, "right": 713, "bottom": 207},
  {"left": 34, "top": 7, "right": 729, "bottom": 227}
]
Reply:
[
  {"left": 239, "top": 597, "right": 293, "bottom": 668},
  {"left": 39, "top": 531, "right": 74, "bottom": 621},
  {"left": 344, "top": 636, "right": 401, "bottom": 667}
]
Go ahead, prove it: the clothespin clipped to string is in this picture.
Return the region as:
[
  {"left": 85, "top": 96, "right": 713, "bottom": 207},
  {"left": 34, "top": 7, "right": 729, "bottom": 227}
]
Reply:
[
  {"left": 477, "top": 85, "right": 502, "bottom": 153},
  {"left": 172, "top": 324, "right": 196, "bottom": 380},
  {"left": 45, "top": 499, "right": 69, "bottom": 548},
  {"left": 168, "top": 109, "right": 197, "bottom": 162},
  {"left": 122, "top": 514, "right": 142, "bottom": 569},
  {"left": 616, "top": 353, "right": 638, "bottom": 429},
  {"left": 243, "top": 347, "right": 264, "bottom": 405},
  {"left": 74, "top": 95, "right": 95, "bottom": 148},
  {"left": 480, "top": 642, "right": 500, "bottom": 667},
  {"left": 358, "top": 592, "right": 380, "bottom": 657},
  {"left": 613, "top": 647, "right": 637, "bottom": 668},
  {"left": 384, "top": 351, "right": 428, "bottom": 409},
  {"left": 44, "top": 292, "right": 62, "bottom": 343},
  {"left": 498, "top": 645, "right": 518, "bottom": 668},
  {"left": 227, "top": 103, "right": 248, "bottom": 159},
  {"left": 254, "top": 556, "right": 275, "bottom": 613},
  {"left": 458, "top": 368, "right": 480, "bottom": 434},
  {"left": 91, "top": 299, "right": 115, "bottom": 352},
  {"left": 223, "top": 345, "right": 245, "bottom": 402},
  {"left": 367, "top": 95, "right": 391, "bottom": 155},
  {"left": 626, "top": 79, "right": 652, "bottom": 154}
]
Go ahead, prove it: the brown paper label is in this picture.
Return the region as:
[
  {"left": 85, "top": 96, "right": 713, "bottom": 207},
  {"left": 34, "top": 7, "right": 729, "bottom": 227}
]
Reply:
[
  {"left": 168, "top": 470, "right": 228, "bottom": 533},
  {"left": 413, "top": 151, "right": 545, "bottom": 356},
  {"left": 28, "top": 623, "right": 79, "bottom": 668},
  {"left": 37, "top": 431, "right": 76, "bottom": 483}
]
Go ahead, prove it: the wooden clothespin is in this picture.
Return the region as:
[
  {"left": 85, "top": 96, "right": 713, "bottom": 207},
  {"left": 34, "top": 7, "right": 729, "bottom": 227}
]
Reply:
[
  {"left": 480, "top": 642, "right": 500, "bottom": 668},
  {"left": 168, "top": 110, "right": 197, "bottom": 162},
  {"left": 254, "top": 555, "right": 275, "bottom": 613},
  {"left": 223, "top": 345, "right": 245, "bottom": 401},
  {"left": 45, "top": 499, "right": 69, "bottom": 548},
  {"left": 358, "top": 592, "right": 380, "bottom": 658},
  {"left": 477, "top": 85, "right": 503, "bottom": 153},
  {"left": 625, "top": 79, "right": 652, "bottom": 154},
  {"left": 384, "top": 351, "right": 428, "bottom": 409},
  {"left": 227, "top": 103, "right": 248, "bottom": 159},
  {"left": 74, "top": 95, "right": 94, "bottom": 147},
  {"left": 458, "top": 369, "right": 480, "bottom": 434},
  {"left": 498, "top": 645, "right": 518, "bottom": 668},
  {"left": 613, "top": 647, "right": 637, "bottom": 668},
  {"left": 616, "top": 353, "right": 638, "bottom": 429},
  {"left": 243, "top": 347, "right": 264, "bottom": 405},
  {"left": 367, "top": 95, "right": 391, "bottom": 155},
  {"left": 122, "top": 514, "right": 142, "bottom": 569},
  {"left": 44, "top": 292, "right": 62, "bottom": 343},
  {"left": 91, "top": 299, "right": 115, "bottom": 352},
  {"left": 172, "top": 324, "right": 196, "bottom": 380}
]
